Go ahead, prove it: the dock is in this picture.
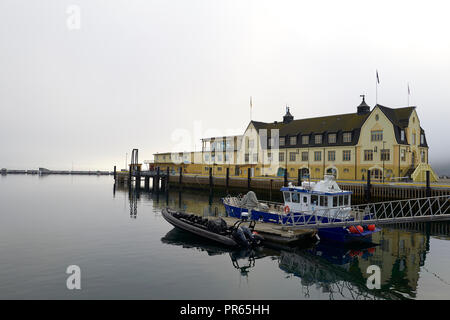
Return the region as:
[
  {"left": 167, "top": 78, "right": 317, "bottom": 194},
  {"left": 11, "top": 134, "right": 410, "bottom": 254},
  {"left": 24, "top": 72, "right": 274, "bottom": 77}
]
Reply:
[
  {"left": 219, "top": 216, "right": 317, "bottom": 245},
  {"left": 115, "top": 166, "right": 450, "bottom": 202},
  {"left": 1, "top": 168, "right": 112, "bottom": 176}
]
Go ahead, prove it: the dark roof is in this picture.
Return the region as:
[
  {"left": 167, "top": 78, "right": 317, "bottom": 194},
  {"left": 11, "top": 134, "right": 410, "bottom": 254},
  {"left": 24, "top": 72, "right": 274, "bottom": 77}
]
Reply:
[
  {"left": 377, "top": 105, "right": 415, "bottom": 128},
  {"left": 249, "top": 105, "right": 423, "bottom": 148}
]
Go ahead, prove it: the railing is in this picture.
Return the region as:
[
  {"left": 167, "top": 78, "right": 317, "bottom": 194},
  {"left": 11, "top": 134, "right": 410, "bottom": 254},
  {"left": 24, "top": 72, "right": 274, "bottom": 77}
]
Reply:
[{"left": 286, "top": 195, "right": 450, "bottom": 229}]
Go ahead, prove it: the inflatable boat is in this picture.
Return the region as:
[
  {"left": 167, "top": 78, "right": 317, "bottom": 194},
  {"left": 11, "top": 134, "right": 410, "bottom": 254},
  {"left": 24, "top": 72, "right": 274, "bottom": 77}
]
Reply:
[{"left": 161, "top": 208, "right": 263, "bottom": 248}]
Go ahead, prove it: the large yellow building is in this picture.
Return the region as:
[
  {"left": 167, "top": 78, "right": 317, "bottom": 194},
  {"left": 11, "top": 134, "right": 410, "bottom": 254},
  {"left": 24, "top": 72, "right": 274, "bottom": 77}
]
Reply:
[{"left": 154, "top": 97, "right": 437, "bottom": 182}]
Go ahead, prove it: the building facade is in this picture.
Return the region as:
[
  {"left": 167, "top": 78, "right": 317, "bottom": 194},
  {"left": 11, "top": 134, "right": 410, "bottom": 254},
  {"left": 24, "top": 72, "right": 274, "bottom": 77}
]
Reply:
[{"left": 153, "top": 97, "right": 437, "bottom": 182}]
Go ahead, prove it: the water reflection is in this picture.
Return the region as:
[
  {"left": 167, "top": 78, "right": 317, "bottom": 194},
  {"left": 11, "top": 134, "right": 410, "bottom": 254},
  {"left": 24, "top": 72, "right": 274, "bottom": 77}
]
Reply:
[{"left": 114, "top": 184, "right": 443, "bottom": 300}]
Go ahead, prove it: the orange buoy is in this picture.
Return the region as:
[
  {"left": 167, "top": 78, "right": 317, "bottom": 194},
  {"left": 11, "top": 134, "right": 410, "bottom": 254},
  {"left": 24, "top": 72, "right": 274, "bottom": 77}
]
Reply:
[
  {"left": 348, "top": 226, "right": 357, "bottom": 234},
  {"left": 368, "top": 224, "right": 376, "bottom": 231},
  {"left": 356, "top": 225, "right": 364, "bottom": 233},
  {"left": 284, "top": 205, "right": 290, "bottom": 213}
]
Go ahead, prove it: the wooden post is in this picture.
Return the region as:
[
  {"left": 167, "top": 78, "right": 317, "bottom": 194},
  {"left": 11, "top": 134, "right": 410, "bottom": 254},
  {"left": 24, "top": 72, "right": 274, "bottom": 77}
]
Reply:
[
  {"left": 248, "top": 168, "right": 251, "bottom": 190},
  {"left": 226, "top": 167, "right": 230, "bottom": 191},
  {"left": 298, "top": 168, "right": 302, "bottom": 187},
  {"left": 166, "top": 166, "right": 170, "bottom": 191},
  {"left": 179, "top": 167, "right": 183, "bottom": 185},
  {"left": 426, "top": 170, "right": 431, "bottom": 197},
  {"left": 209, "top": 167, "right": 213, "bottom": 190},
  {"left": 156, "top": 167, "right": 160, "bottom": 193},
  {"left": 113, "top": 165, "right": 116, "bottom": 181},
  {"left": 144, "top": 176, "right": 150, "bottom": 189},
  {"left": 128, "top": 164, "right": 132, "bottom": 185},
  {"left": 136, "top": 166, "right": 141, "bottom": 189},
  {"left": 269, "top": 179, "right": 273, "bottom": 201},
  {"left": 284, "top": 168, "right": 288, "bottom": 187},
  {"left": 365, "top": 169, "right": 371, "bottom": 202}
]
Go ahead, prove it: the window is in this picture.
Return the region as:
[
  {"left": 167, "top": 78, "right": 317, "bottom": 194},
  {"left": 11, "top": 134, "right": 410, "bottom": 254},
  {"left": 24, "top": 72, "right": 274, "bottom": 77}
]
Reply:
[
  {"left": 333, "top": 197, "right": 338, "bottom": 207},
  {"left": 248, "top": 139, "right": 254, "bottom": 149},
  {"left": 289, "top": 152, "right": 296, "bottom": 162},
  {"left": 328, "top": 151, "right": 336, "bottom": 161},
  {"left": 371, "top": 130, "right": 383, "bottom": 141},
  {"left": 343, "top": 132, "right": 352, "bottom": 143},
  {"left": 401, "top": 130, "right": 405, "bottom": 141},
  {"left": 279, "top": 137, "right": 285, "bottom": 146},
  {"left": 204, "top": 154, "right": 210, "bottom": 161},
  {"left": 421, "top": 150, "right": 426, "bottom": 162},
  {"left": 315, "top": 134, "right": 322, "bottom": 144},
  {"left": 284, "top": 192, "right": 291, "bottom": 202},
  {"left": 319, "top": 196, "right": 328, "bottom": 207},
  {"left": 217, "top": 167, "right": 222, "bottom": 171},
  {"left": 252, "top": 154, "right": 258, "bottom": 162},
  {"left": 303, "top": 196, "right": 308, "bottom": 204},
  {"left": 381, "top": 149, "right": 390, "bottom": 161},
  {"left": 311, "top": 195, "right": 318, "bottom": 205},
  {"left": 364, "top": 150, "right": 373, "bottom": 161},
  {"left": 217, "top": 155, "right": 222, "bottom": 162},
  {"left": 290, "top": 136, "right": 297, "bottom": 145},
  {"left": 291, "top": 192, "right": 300, "bottom": 203},
  {"left": 279, "top": 152, "right": 285, "bottom": 162},
  {"left": 301, "top": 152, "right": 308, "bottom": 161},
  {"left": 244, "top": 153, "right": 249, "bottom": 163},
  {"left": 267, "top": 152, "right": 272, "bottom": 162},
  {"left": 302, "top": 136, "right": 309, "bottom": 145},
  {"left": 314, "top": 151, "right": 321, "bottom": 161},
  {"left": 421, "top": 134, "right": 425, "bottom": 145},
  {"left": 401, "top": 149, "right": 406, "bottom": 161},
  {"left": 328, "top": 133, "right": 336, "bottom": 144},
  {"left": 412, "top": 133, "right": 416, "bottom": 145},
  {"left": 344, "top": 195, "right": 349, "bottom": 206},
  {"left": 343, "top": 150, "right": 351, "bottom": 161}
]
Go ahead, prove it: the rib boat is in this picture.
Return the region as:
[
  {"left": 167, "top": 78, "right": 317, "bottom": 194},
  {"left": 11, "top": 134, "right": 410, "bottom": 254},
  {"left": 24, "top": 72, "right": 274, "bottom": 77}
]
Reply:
[{"left": 161, "top": 208, "right": 263, "bottom": 248}]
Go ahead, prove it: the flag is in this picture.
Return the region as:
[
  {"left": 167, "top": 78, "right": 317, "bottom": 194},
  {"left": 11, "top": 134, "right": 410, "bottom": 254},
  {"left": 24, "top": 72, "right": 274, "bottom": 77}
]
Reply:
[
  {"left": 250, "top": 96, "right": 253, "bottom": 109},
  {"left": 376, "top": 70, "right": 380, "bottom": 84},
  {"left": 408, "top": 83, "right": 410, "bottom": 95}
]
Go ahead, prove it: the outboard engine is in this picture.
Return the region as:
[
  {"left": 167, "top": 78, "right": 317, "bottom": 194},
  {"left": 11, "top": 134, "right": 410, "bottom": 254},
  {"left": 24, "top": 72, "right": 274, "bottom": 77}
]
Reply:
[{"left": 232, "top": 226, "right": 262, "bottom": 247}]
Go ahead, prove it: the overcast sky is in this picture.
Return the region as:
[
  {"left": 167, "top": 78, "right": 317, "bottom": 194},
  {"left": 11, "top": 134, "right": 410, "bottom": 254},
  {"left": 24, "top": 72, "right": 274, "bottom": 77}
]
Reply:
[{"left": 0, "top": 0, "right": 449, "bottom": 172}]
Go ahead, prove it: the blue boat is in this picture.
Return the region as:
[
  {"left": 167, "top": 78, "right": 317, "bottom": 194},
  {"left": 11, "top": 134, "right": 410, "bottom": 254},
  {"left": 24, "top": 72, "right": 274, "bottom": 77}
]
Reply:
[{"left": 222, "top": 175, "right": 381, "bottom": 243}]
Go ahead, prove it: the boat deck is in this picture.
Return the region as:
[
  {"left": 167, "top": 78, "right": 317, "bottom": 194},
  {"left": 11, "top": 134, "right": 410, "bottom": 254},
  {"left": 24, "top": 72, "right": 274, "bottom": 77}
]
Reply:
[{"left": 219, "top": 216, "right": 317, "bottom": 245}]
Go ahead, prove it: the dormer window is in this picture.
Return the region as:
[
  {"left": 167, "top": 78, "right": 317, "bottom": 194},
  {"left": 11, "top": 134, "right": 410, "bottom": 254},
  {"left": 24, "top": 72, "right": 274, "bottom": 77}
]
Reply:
[
  {"left": 302, "top": 135, "right": 309, "bottom": 144},
  {"left": 328, "top": 133, "right": 336, "bottom": 144},
  {"left": 401, "top": 130, "right": 405, "bottom": 141},
  {"left": 279, "top": 137, "right": 285, "bottom": 146},
  {"left": 290, "top": 136, "right": 297, "bottom": 145},
  {"left": 315, "top": 134, "right": 322, "bottom": 144},
  {"left": 343, "top": 132, "right": 352, "bottom": 143}
]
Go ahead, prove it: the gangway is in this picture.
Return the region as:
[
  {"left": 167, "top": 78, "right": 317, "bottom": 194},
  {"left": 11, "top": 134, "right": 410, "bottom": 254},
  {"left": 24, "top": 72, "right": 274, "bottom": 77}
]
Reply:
[{"left": 283, "top": 195, "right": 450, "bottom": 230}]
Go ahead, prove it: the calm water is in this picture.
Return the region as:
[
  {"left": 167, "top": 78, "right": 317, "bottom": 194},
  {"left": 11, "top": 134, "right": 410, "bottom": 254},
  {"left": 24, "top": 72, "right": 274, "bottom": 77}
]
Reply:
[{"left": 1, "top": 175, "right": 450, "bottom": 300}]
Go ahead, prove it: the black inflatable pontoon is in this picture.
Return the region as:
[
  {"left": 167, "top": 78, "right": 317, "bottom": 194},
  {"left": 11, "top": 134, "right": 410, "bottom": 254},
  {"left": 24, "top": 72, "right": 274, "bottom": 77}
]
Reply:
[{"left": 161, "top": 208, "right": 263, "bottom": 248}]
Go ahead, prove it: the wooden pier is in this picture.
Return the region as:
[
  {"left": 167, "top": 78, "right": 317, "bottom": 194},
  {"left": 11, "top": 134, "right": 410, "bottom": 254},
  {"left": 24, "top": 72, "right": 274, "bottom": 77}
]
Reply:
[{"left": 220, "top": 216, "right": 317, "bottom": 245}]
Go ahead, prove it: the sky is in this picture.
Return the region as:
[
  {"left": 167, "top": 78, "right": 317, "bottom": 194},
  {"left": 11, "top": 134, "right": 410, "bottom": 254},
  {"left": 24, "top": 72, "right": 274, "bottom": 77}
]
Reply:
[{"left": 0, "top": 0, "right": 449, "bottom": 173}]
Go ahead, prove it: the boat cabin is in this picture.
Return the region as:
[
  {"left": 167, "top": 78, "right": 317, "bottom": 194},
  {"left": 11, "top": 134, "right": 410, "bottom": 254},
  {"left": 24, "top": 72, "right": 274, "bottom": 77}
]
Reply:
[{"left": 280, "top": 175, "right": 352, "bottom": 213}]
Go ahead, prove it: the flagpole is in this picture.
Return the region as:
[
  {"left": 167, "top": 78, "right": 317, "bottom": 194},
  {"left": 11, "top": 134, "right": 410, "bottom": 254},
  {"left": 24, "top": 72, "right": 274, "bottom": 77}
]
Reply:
[
  {"left": 376, "top": 79, "right": 378, "bottom": 105},
  {"left": 375, "top": 70, "right": 379, "bottom": 105},
  {"left": 250, "top": 96, "right": 252, "bottom": 121},
  {"left": 407, "top": 83, "right": 410, "bottom": 107}
]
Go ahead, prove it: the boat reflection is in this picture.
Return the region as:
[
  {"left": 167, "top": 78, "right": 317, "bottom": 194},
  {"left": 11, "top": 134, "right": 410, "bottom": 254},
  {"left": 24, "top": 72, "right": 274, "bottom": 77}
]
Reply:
[{"left": 115, "top": 185, "right": 435, "bottom": 299}]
